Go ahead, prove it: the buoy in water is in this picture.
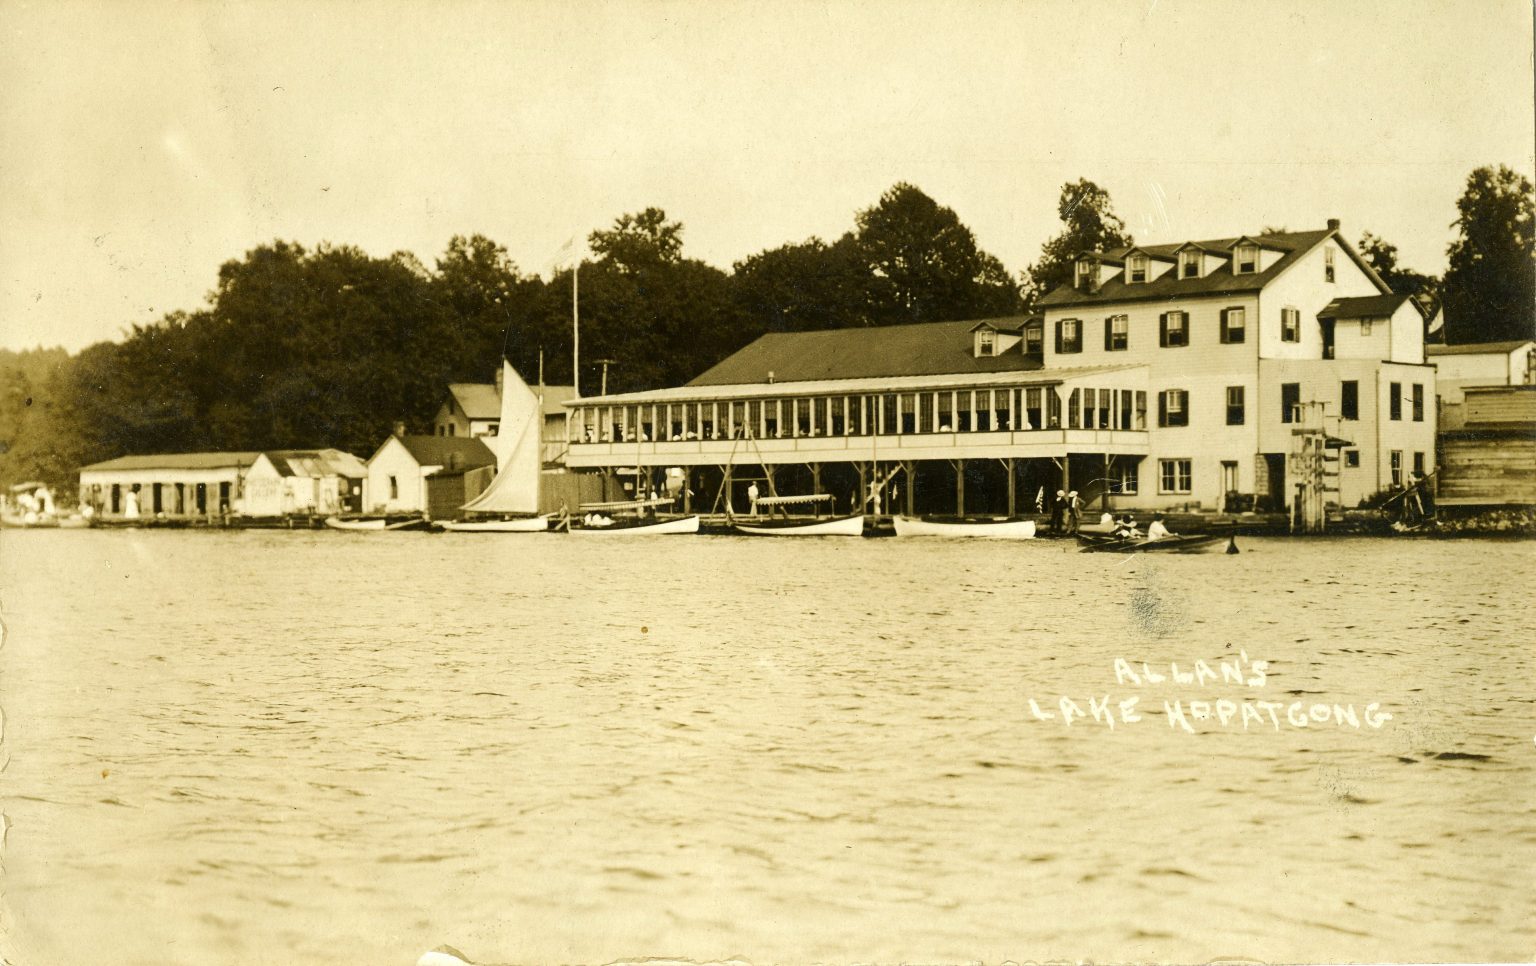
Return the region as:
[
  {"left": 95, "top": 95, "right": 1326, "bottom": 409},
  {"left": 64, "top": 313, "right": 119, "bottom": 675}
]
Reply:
[{"left": 1226, "top": 532, "right": 1240, "bottom": 554}]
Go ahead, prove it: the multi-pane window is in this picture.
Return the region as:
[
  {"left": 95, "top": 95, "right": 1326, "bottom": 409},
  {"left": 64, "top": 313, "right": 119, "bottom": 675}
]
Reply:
[
  {"left": 1024, "top": 321, "right": 1043, "bottom": 354},
  {"left": 1076, "top": 260, "right": 1094, "bottom": 290},
  {"left": 1129, "top": 254, "right": 1148, "bottom": 283},
  {"left": 1281, "top": 382, "right": 1301, "bottom": 423},
  {"left": 1281, "top": 307, "right": 1301, "bottom": 343},
  {"left": 1160, "top": 311, "right": 1188, "bottom": 348},
  {"left": 1180, "top": 250, "right": 1200, "bottom": 278},
  {"left": 978, "top": 329, "right": 995, "bottom": 356},
  {"left": 1159, "top": 459, "right": 1193, "bottom": 494},
  {"left": 1057, "top": 318, "right": 1083, "bottom": 354},
  {"left": 1390, "top": 382, "right": 1402, "bottom": 420},
  {"left": 1413, "top": 452, "right": 1426, "bottom": 476},
  {"left": 1226, "top": 386, "right": 1245, "bottom": 425},
  {"left": 1360, "top": 319, "right": 1373, "bottom": 336},
  {"left": 1412, "top": 384, "right": 1424, "bottom": 421},
  {"left": 1341, "top": 380, "right": 1359, "bottom": 420},
  {"left": 1106, "top": 314, "right": 1129, "bottom": 350},
  {"left": 1391, "top": 450, "right": 1403, "bottom": 486},
  {"left": 1113, "top": 461, "right": 1139, "bottom": 495},
  {"left": 1344, "top": 450, "right": 1360, "bottom": 468},
  {"left": 1221, "top": 307, "right": 1246, "bottom": 344},
  {"left": 1236, "top": 244, "right": 1257, "bottom": 274},
  {"left": 1325, "top": 247, "right": 1336, "bottom": 283},
  {"left": 1135, "top": 391, "right": 1147, "bottom": 430},
  {"left": 1158, "top": 389, "right": 1189, "bottom": 427}
]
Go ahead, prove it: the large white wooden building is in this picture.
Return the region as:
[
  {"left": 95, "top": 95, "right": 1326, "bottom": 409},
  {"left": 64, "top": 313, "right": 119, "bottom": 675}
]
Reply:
[{"left": 562, "top": 222, "right": 1438, "bottom": 515}]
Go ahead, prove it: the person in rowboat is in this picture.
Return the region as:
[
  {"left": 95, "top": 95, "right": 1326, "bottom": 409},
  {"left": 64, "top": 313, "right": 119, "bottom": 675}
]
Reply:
[{"left": 1145, "top": 513, "right": 1175, "bottom": 542}]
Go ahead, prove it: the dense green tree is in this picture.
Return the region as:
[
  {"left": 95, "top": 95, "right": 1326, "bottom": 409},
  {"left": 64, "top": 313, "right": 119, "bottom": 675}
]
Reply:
[
  {"left": 731, "top": 235, "right": 872, "bottom": 332},
  {"left": 1357, "top": 231, "right": 1441, "bottom": 317},
  {"left": 588, "top": 207, "right": 684, "bottom": 269},
  {"left": 1440, "top": 165, "right": 1535, "bottom": 344},
  {"left": 852, "top": 183, "right": 1020, "bottom": 325},
  {"left": 1022, "top": 179, "right": 1133, "bottom": 309}
]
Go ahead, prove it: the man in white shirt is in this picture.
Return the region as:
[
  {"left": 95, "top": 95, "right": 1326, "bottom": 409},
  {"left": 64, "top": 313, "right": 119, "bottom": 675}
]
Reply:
[{"left": 1145, "top": 513, "right": 1174, "bottom": 542}]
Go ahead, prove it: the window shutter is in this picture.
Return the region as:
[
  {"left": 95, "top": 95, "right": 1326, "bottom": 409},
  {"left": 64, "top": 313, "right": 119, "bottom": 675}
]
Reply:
[
  {"left": 1159, "top": 313, "right": 1169, "bottom": 347},
  {"left": 1158, "top": 392, "right": 1167, "bottom": 426},
  {"left": 1104, "top": 317, "right": 1113, "bottom": 351},
  {"left": 1054, "top": 320, "right": 1063, "bottom": 354},
  {"left": 1219, "top": 308, "right": 1229, "bottom": 343}
]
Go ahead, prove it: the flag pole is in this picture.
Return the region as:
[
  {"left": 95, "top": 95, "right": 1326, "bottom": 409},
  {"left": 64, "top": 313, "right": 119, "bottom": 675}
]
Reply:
[{"left": 572, "top": 258, "right": 581, "bottom": 398}]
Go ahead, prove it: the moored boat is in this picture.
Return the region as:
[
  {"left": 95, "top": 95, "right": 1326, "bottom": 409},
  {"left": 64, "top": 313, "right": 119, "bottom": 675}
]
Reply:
[
  {"left": 567, "top": 498, "right": 699, "bottom": 535},
  {"left": 1075, "top": 532, "right": 1222, "bottom": 553},
  {"left": 732, "top": 494, "right": 863, "bottom": 536},
  {"left": 439, "top": 514, "right": 552, "bottom": 533},
  {"left": 734, "top": 513, "right": 864, "bottom": 537},
  {"left": 892, "top": 515, "right": 1036, "bottom": 539},
  {"left": 324, "top": 515, "right": 432, "bottom": 532}
]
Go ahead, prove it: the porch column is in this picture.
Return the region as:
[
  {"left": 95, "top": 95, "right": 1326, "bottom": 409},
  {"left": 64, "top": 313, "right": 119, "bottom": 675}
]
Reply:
[
  {"left": 1005, "top": 457, "right": 1016, "bottom": 516},
  {"left": 1103, "top": 454, "right": 1112, "bottom": 511},
  {"left": 903, "top": 461, "right": 915, "bottom": 515},
  {"left": 953, "top": 459, "right": 965, "bottom": 515}
]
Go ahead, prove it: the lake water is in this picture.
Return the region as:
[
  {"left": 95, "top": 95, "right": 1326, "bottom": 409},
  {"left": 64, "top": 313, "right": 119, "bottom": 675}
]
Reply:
[{"left": 2, "top": 530, "right": 1533, "bottom": 965}]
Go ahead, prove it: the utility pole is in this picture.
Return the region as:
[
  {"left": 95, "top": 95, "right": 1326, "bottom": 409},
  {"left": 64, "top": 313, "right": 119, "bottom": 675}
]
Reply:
[{"left": 594, "top": 358, "right": 618, "bottom": 396}]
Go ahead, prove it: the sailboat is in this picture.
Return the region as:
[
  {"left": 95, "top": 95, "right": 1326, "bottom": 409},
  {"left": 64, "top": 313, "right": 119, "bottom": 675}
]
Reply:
[{"left": 440, "top": 361, "right": 557, "bottom": 533}]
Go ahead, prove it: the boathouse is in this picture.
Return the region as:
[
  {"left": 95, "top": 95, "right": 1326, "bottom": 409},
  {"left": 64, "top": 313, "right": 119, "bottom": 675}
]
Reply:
[
  {"left": 563, "top": 222, "right": 1438, "bottom": 516},
  {"left": 78, "top": 451, "right": 285, "bottom": 520},
  {"left": 365, "top": 433, "right": 496, "bottom": 517}
]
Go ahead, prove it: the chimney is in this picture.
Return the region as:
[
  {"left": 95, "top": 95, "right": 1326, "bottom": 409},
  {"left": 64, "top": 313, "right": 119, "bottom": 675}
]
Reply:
[
  {"left": 393, "top": 420, "right": 407, "bottom": 439},
  {"left": 494, "top": 365, "right": 505, "bottom": 396},
  {"left": 1327, "top": 218, "right": 1340, "bottom": 232}
]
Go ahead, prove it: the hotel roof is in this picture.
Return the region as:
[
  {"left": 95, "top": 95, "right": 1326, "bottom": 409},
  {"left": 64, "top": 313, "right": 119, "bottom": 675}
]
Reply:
[
  {"left": 1038, "top": 228, "right": 1385, "bottom": 309},
  {"left": 1318, "top": 293, "right": 1419, "bottom": 319},
  {"left": 80, "top": 451, "right": 267, "bottom": 472},
  {"left": 687, "top": 316, "right": 1044, "bottom": 387}
]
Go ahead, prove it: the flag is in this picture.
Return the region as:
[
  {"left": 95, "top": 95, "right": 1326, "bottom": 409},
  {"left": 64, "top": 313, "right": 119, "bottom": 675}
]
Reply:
[{"left": 548, "top": 235, "right": 585, "bottom": 273}]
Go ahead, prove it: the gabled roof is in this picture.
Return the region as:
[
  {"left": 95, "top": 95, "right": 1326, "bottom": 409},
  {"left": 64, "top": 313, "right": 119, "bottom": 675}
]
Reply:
[
  {"left": 968, "top": 319, "right": 1025, "bottom": 334},
  {"left": 1228, "top": 235, "right": 1272, "bottom": 250},
  {"left": 1123, "top": 246, "right": 1176, "bottom": 262},
  {"left": 538, "top": 384, "right": 578, "bottom": 417},
  {"left": 1426, "top": 340, "right": 1535, "bottom": 356},
  {"left": 1040, "top": 229, "right": 1348, "bottom": 309},
  {"left": 1317, "top": 293, "right": 1415, "bottom": 320},
  {"left": 447, "top": 383, "right": 502, "bottom": 420},
  {"left": 687, "top": 316, "right": 1045, "bottom": 387},
  {"left": 80, "top": 451, "right": 266, "bottom": 473},
  {"left": 1076, "top": 251, "right": 1125, "bottom": 266},
  {"left": 392, "top": 435, "right": 496, "bottom": 473},
  {"left": 266, "top": 448, "right": 368, "bottom": 478}
]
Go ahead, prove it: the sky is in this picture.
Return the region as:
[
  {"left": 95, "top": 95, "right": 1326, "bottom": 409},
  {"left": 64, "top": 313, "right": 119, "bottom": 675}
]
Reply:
[{"left": 2, "top": 0, "right": 1532, "bottom": 352}]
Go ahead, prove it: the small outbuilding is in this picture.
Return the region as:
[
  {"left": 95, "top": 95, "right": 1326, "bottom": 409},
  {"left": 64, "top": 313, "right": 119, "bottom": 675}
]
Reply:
[
  {"left": 365, "top": 433, "right": 496, "bottom": 517},
  {"left": 78, "top": 452, "right": 283, "bottom": 520}
]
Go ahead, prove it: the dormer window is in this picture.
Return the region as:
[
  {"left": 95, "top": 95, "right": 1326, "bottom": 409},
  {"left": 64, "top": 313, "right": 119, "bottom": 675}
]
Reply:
[
  {"left": 1023, "top": 320, "right": 1043, "bottom": 354},
  {"left": 1180, "top": 250, "right": 1200, "bottom": 278},
  {"left": 1235, "top": 244, "right": 1258, "bottom": 274},
  {"left": 978, "top": 328, "right": 996, "bottom": 356},
  {"left": 1128, "top": 254, "right": 1149, "bottom": 283},
  {"left": 1075, "top": 259, "right": 1095, "bottom": 291}
]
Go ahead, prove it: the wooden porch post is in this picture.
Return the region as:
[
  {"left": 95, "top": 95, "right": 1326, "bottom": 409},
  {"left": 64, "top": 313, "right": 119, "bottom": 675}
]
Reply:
[
  {"left": 903, "top": 461, "right": 914, "bottom": 516},
  {"left": 1005, "top": 457, "right": 1016, "bottom": 516},
  {"left": 1103, "top": 454, "right": 1112, "bottom": 511},
  {"left": 855, "top": 462, "right": 868, "bottom": 512},
  {"left": 953, "top": 459, "right": 966, "bottom": 515}
]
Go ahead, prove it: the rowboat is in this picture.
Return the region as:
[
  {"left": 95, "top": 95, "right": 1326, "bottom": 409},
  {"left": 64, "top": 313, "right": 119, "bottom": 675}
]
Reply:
[
  {"left": 568, "top": 497, "right": 699, "bottom": 535},
  {"left": 1076, "top": 532, "right": 1222, "bottom": 553},
  {"left": 733, "top": 494, "right": 863, "bottom": 536},
  {"left": 734, "top": 514, "right": 864, "bottom": 536},
  {"left": 439, "top": 514, "right": 552, "bottom": 533},
  {"left": 892, "top": 515, "right": 1036, "bottom": 539},
  {"left": 324, "top": 515, "right": 431, "bottom": 532}
]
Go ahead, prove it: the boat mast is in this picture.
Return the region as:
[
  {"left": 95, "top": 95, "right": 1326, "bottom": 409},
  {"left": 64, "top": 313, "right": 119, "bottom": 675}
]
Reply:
[{"left": 571, "top": 258, "right": 580, "bottom": 399}]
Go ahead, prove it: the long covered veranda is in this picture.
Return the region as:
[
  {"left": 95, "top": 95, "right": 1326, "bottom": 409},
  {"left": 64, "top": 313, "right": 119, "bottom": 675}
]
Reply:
[{"left": 564, "top": 367, "right": 1151, "bottom": 519}]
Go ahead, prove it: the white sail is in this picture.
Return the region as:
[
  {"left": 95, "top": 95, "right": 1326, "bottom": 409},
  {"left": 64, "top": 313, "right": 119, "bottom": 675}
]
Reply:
[{"left": 461, "top": 361, "right": 543, "bottom": 514}]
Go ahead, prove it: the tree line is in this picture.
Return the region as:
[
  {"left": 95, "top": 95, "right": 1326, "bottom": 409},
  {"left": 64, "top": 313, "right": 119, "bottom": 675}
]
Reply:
[{"left": 2, "top": 167, "right": 1530, "bottom": 493}]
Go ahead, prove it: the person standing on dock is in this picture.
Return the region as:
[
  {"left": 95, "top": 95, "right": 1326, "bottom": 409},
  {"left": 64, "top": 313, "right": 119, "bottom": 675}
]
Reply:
[
  {"left": 1051, "top": 490, "right": 1066, "bottom": 532},
  {"left": 747, "top": 482, "right": 760, "bottom": 518},
  {"left": 1067, "top": 490, "right": 1082, "bottom": 533}
]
